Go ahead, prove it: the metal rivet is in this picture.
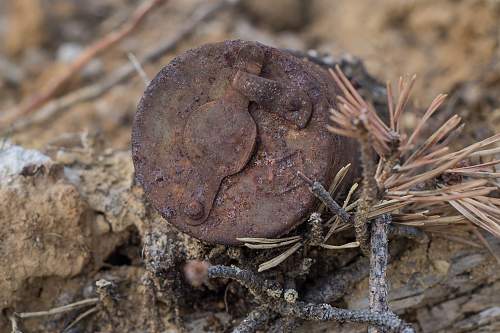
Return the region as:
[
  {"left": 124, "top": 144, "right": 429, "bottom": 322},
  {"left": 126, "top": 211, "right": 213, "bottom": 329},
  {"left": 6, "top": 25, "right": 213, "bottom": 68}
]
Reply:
[{"left": 184, "top": 200, "right": 204, "bottom": 220}]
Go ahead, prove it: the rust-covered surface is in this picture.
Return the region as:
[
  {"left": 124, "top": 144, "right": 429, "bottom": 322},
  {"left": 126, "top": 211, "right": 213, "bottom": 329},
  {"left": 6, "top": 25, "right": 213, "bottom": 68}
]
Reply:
[{"left": 132, "top": 40, "right": 358, "bottom": 245}]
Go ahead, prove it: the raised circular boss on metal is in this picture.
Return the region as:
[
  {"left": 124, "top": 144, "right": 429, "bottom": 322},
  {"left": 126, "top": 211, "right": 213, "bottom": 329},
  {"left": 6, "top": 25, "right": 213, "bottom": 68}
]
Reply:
[{"left": 132, "top": 40, "right": 357, "bottom": 245}]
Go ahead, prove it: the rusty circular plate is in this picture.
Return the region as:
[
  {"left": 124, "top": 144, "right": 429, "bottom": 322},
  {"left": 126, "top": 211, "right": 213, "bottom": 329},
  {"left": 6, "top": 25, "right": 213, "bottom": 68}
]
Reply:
[{"left": 132, "top": 40, "right": 357, "bottom": 245}]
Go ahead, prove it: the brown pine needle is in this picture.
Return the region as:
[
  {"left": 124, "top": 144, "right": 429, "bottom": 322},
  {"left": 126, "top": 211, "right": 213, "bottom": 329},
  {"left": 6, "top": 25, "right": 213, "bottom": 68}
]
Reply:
[
  {"left": 394, "top": 74, "right": 417, "bottom": 132},
  {"left": 389, "top": 147, "right": 473, "bottom": 191},
  {"left": 448, "top": 159, "right": 500, "bottom": 171},
  {"left": 387, "top": 179, "right": 489, "bottom": 196},
  {"left": 401, "top": 115, "right": 462, "bottom": 167},
  {"left": 449, "top": 200, "right": 500, "bottom": 238},
  {"left": 387, "top": 81, "right": 395, "bottom": 130},
  {"left": 470, "top": 146, "right": 500, "bottom": 158},
  {"left": 473, "top": 228, "right": 500, "bottom": 264},
  {"left": 393, "top": 147, "right": 450, "bottom": 172},
  {"left": 445, "top": 170, "right": 500, "bottom": 179},
  {"left": 318, "top": 164, "right": 352, "bottom": 214},
  {"left": 326, "top": 65, "right": 500, "bottom": 242},
  {"left": 387, "top": 188, "right": 495, "bottom": 203},
  {"left": 324, "top": 182, "right": 358, "bottom": 242},
  {"left": 403, "top": 93, "right": 448, "bottom": 152}
]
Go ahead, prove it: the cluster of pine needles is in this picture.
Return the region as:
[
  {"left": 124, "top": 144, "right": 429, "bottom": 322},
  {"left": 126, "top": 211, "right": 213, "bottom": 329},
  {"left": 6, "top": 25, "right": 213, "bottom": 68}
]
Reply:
[{"left": 240, "top": 65, "right": 500, "bottom": 270}]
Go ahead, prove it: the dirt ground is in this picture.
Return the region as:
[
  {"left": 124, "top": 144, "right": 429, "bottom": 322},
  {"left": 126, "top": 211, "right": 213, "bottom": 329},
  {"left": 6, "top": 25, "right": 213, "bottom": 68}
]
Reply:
[{"left": 0, "top": 0, "right": 499, "bottom": 332}]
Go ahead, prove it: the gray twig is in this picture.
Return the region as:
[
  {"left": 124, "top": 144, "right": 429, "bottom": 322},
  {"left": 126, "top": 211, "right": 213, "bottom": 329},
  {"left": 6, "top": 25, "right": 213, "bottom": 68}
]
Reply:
[
  {"left": 355, "top": 131, "right": 379, "bottom": 255},
  {"left": 283, "top": 303, "right": 413, "bottom": 333},
  {"left": 369, "top": 214, "right": 391, "bottom": 333},
  {"left": 207, "top": 264, "right": 414, "bottom": 333},
  {"left": 208, "top": 265, "right": 283, "bottom": 301},
  {"left": 297, "top": 172, "right": 352, "bottom": 224}
]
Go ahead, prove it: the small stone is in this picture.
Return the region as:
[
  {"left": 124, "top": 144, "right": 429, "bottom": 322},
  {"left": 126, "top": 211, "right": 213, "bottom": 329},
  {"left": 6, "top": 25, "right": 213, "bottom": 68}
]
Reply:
[
  {"left": 227, "top": 247, "right": 242, "bottom": 260},
  {"left": 95, "top": 214, "right": 111, "bottom": 235},
  {"left": 0, "top": 142, "right": 50, "bottom": 184},
  {"left": 284, "top": 289, "right": 298, "bottom": 303},
  {"left": 432, "top": 259, "right": 451, "bottom": 275}
]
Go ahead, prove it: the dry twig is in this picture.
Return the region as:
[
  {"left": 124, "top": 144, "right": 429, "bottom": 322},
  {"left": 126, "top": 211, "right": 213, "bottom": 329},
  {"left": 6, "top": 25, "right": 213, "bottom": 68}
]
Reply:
[
  {"left": 297, "top": 171, "right": 352, "bottom": 224},
  {"left": 2, "top": 0, "right": 241, "bottom": 136},
  {"left": 203, "top": 264, "right": 414, "bottom": 333},
  {"left": 15, "top": 298, "right": 99, "bottom": 318},
  {"left": 368, "top": 214, "right": 391, "bottom": 333},
  {"left": 11, "top": 297, "right": 99, "bottom": 333},
  {"left": 3, "top": 0, "right": 168, "bottom": 124}
]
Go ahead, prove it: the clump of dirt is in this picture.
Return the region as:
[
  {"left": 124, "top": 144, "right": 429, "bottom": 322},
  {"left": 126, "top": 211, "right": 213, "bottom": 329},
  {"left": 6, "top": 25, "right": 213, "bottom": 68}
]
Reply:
[{"left": 0, "top": 144, "right": 89, "bottom": 307}]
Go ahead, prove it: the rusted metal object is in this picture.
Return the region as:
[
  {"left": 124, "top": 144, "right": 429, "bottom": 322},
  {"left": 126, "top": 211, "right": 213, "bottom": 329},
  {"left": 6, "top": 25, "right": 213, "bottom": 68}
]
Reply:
[{"left": 132, "top": 40, "right": 358, "bottom": 245}]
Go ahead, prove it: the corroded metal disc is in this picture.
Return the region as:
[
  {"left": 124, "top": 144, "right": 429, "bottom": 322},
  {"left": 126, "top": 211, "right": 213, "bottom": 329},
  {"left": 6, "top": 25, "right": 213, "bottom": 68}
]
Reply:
[{"left": 132, "top": 40, "right": 357, "bottom": 245}]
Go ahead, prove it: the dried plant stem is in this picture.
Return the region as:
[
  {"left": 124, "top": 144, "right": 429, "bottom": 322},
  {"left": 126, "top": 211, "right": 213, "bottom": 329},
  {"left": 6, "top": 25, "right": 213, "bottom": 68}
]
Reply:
[
  {"left": 62, "top": 307, "right": 99, "bottom": 333},
  {"left": 127, "top": 52, "right": 150, "bottom": 86},
  {"left": 297, "top": 171, "right": 352, "bottom": 224},
  {"left": 4, "top": 0, "right": 168, "bottom": 124},
  {"left": 232, "top": 305, "right": 272, "bottom": 333},
  {"left": 2, "top": 0, "right": 240, "bottom": 136},
  {"left": 207, "top": 265, "right": 414, "bottom": 333},
  {"left": 369, "top": 214, "right": 391, "bottom": 333},
  {"left": 208, "top": 265, "right": 283, "bottom": 301},
  {"left": 15, "top": 298, "right": 99, "bottom": 318},
  {"left": 11, "top": 297, "right": 100, "bottom": 333},
  {"left": 9, "top": 315, "right": 22, "bottom": 333}
]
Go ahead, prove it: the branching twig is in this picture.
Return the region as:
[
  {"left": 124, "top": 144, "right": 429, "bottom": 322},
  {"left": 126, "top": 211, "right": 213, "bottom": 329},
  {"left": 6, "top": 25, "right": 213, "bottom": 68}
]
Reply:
[
  {"left": 204, "top": 264, "right": 414, "bottom": 333},
  {"left": 282, "top": 303, "right": 413, "bottom": 333},
  {"left": 3, "top": 0, "right": 168, "bottom": 123},
  {"left": 11, "top": 297, "right": 99, "bottom": 333},
  {"left": 2, "top": 0, "right": 240, "bottom": 136},
  {"left": 275, "top": 238, "right": 409, "bottom": 332}
]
